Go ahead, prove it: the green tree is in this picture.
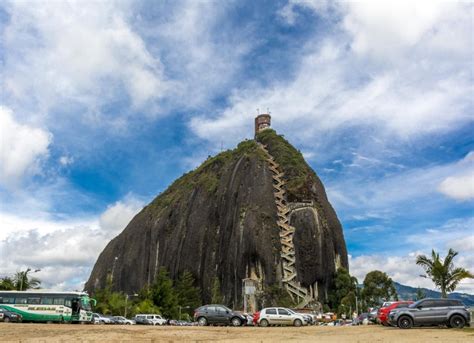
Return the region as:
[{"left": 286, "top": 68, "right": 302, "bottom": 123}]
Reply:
[
  {"left": 131, "top": 299, "right": 160, "bottom": 316},
  {"left": 416, "top": 248, "right": 473, "bottom": 298},
  {"left": 415, "top": 287, "right": 426, "bottom": 300},
  {"left": 210, "top": 276, "right": 224, "bottom": 304},
  {"left": 150, "top": 268, "right": 178, "bottom": 318},
  {"left": 361, "top": 270, "right": 398, "bottom": 307},
  {"left": 0, "top": 277, "right": 15, "bottom": 290},
  {"left": 328, "top": 268, "right": 358, "bottom": 315},
  {"left": 175, "top": 271, "right": 201, "bottom": 318},
  {"left": 14, "top": 269, "right": 41, "bottom": 290}
]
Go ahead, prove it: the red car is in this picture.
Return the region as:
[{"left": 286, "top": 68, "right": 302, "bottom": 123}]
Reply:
[{"left": 377, "top": 301, "right": 413, "bottom": 326}]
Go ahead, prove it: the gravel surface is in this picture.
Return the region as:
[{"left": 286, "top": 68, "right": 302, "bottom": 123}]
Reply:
[{"left": 0, "top": 323, "right": 472, "bottom": 342}]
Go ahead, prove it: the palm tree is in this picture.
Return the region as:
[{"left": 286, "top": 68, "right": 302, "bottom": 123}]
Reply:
[
  {"left": 0, "top": 277, "right": 15, "bottom": 290},
  {"left": 14, "top": 268, "right": 42, "bottom": 291},
  {"left": 416, "top": 249, "right": 473, "bottom": 298}
]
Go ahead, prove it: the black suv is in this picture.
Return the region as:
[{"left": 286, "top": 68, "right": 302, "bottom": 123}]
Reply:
[
  {"left": 194, "top": 304, "right": 246, "bottom": 326},
  {"left": 389, "top": 298, "right": 470, "bottom": 329}
]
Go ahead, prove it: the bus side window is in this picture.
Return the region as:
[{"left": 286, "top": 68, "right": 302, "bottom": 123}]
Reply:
[
  {"left": 28, "top": 297, "right": 41, "bottom": 304},
  {"left": 53, "top": 298, "right": 65, "bottom": 306},
  {"left": 65, "top": 298, "right": 72, "bottom": 307},
  {"left": 1, "top": 297, "right": 14, "bottom": 304},
  {"left": 16, "top": 297, "right": 27, "bottom": 304},
  {"left": 41, "top": 297, "right": 54, "bottom": 305}
]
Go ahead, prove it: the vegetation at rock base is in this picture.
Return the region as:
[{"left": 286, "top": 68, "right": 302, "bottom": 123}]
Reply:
[
  {"left": 92, "top": 268, "right": 200, "bottom": 319},
  {"left": 257, "top": 284, "right": 297, "bottom": 309},
  {"left": 211, "top": 276, "right": 224, "bottom": 304},
  {"left": 361, "top": 270, "right": 398, "bottom": 308},
  {"left": 416, "top": 248, "right": 473, "bottom": 298},
  {"left": 328, "top": 268, "right": 359, "bottom": 316}
]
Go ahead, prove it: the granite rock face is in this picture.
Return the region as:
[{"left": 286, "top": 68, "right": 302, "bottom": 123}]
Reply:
[{"left": 85, "top": 130, "right": 348, "bottom": 306}]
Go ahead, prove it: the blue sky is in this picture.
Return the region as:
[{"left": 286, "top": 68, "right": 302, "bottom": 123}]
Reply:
[{"left": 0, "top": 0, "right": 473, "bottom": 293}]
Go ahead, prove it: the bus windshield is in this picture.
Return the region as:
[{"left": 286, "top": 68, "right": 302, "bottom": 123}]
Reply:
[{"left": 80, "top": 297, "right": 92, "bottom": 311}]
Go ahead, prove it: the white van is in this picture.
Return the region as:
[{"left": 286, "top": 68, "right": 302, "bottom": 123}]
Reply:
[{"left": 134, "top": 314, "right": 166, "bottom": 325}]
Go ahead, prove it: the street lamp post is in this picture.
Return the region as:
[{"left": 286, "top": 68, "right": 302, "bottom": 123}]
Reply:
[{"left": 124, "top": 293, "right": 138, "bottom": 318}]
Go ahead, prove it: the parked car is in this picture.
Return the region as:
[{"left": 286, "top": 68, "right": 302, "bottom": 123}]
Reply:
[
  {"left": 0, "top": 307, "right": 22, "bottom": 323},
  {"left": 193, "top": 304, "right": 246, "bottom": 326},
  {"left": 288, "top": 309, "right": 313, "bottom": 325},
  {"left": 353, "top": 313, "right": 369, "bottom": 325},
  {"left": 377, "top": 301, "right": 413, "bottom": 326},
  {"left": 112, "top": 316, "right": 135, "bottom": 325},
  {"left": 257, "top": 307, "right": 307, "bottom": 327},
  {"left": 389, "top": 298, "right": 470, "bottom": 329},
  {"left": 134, "top": 314, "right": 167, "bottom": 325},
  {"left": 368, "top": 308, "right": 379, "bottom": 323},
  {"left": 92, "top": 313, "right": 113, "bottom": 324}
]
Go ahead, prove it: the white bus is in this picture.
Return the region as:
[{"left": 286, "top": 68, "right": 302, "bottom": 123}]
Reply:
[{"left": 0, "top": 290, "right": 95, "bottom": 323}]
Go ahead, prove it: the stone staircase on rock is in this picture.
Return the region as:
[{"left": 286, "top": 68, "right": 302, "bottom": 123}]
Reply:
[{"left": 257, "top": 143, "right": 314, "bottom": 308}]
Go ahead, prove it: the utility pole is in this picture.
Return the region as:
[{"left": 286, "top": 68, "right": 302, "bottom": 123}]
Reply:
[
  {"left": 124, "top": 293, "right": 138, "bottom": 318},
  {"left": 355, "top": 295, "right": 359, "bottom": 315}
]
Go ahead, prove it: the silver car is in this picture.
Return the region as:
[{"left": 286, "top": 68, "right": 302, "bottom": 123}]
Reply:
[
  {"left": 258, "top": 307, "right": 307, "bottom": 327},
  {"left": 389, "top": 298, "right": 470, "bottom": 329}
]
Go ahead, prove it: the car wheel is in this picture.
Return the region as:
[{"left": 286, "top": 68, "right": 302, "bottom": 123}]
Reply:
[
  {"left": 259, "top": 319, "right": 269, "bottom": 327},
  {"left": 197, "top": 317, "right": 208, "bottom": 326},
  {"left": 397, "top": 316, "right": 413, "bottom": 329},
  {"left": 231, "top": 317, "right": 242, "bottom": 327},
  {"left": 293, "top": 319, "right": 302, "bottom": 327},
  {"left": 4, "top": 317, "right": 10, "bottom": 323},
  {"left": 449, "top": 315, "right": 466, "bottom": 329}
]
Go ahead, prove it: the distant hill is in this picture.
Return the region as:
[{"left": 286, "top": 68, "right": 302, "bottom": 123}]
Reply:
[{"left": 394, "top": 282, "right": 474, "bottom": 306}]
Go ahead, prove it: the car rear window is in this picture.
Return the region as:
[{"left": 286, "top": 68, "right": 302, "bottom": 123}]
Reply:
[{"left": 266, "top": 308, "right": 276, "bottom": 315}]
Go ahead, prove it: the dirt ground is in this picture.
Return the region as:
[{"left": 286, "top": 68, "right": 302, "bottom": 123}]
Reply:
[{"left": 0, "top": 323, "right": 472, "bottom": 343}]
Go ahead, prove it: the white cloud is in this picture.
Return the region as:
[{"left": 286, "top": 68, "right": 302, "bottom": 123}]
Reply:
[
  {"left": 438, "top": 152, "right": 474, "bottom": 201},
  {"left": 0, "top": 196, "right": 144, "bottom": 290},
  {"left": 0, "top": 106, "right": 52, "bottom": 187},
  {"left": 190, "top": 2, "right": 472, "bottom": 151},
  {"left": 3, "top": 1, "right": 167, "bottom": 122},
  {"left": 351, "top": 217, "right": 474, "bottom": 293},
  {"left": 99, "top": 196, "right": 144, "bottom": 235},
  {"left": 59, "top": 156, "right": 74, "bottom": 166},
  {"left": 326, "top": 152, "right": 474, "bottom": 220}
]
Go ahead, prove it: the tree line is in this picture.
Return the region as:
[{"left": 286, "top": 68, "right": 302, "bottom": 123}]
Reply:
[
  {"left": 327, "top": 248, "right": 472, "bottom": 316},
  {"left": 1, "top": 248, "right": 471, "bottom": 319}
]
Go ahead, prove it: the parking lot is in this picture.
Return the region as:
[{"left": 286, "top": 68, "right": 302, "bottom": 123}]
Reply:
[{"left": 0, "top": 323, "right": 472, "bottom": 342}]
